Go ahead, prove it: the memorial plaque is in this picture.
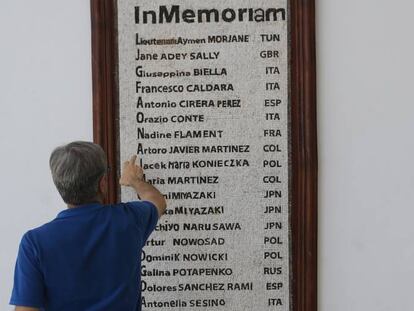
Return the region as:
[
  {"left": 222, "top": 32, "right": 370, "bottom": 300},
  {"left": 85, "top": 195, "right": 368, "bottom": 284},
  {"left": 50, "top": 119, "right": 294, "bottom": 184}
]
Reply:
[{"left": 91, "top": 1, "right": 317, "bottom": 310}]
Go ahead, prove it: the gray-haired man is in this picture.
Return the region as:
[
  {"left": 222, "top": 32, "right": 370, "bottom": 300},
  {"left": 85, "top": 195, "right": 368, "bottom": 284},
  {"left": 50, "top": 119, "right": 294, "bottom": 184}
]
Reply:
[{"left": 10, "top": 141, "right": 166, "bottom": 311}]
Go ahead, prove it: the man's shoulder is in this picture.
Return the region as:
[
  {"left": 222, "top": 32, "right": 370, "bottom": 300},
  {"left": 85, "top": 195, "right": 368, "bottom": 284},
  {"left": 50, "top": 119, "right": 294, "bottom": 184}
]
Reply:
[
  {"left": 24, "top": 218, "right": 62, "bottom": 241},
  {"left": 101, "top": 201, "right": 155, "bottom": 216},
  {"left": 121, "top": 200, "right": 157, "bottom": 213},
  {"left": 15, "top": 221, "right": 58, "bottom": 254},
  {"left": 116, "top": 201, "right": 158, "bottom": 225}
]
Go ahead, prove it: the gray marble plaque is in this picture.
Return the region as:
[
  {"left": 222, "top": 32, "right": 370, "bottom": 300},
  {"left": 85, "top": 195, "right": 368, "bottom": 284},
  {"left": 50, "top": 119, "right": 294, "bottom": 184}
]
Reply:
[{"left": 117, "top": 1, "right": 290, "bottom": 310}]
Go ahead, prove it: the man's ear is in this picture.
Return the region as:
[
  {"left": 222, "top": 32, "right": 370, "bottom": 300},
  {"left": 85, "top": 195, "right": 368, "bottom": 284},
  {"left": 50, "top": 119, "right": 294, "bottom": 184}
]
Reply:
[{"left": 98, "top": 175, "right": 108, "bottom": 196}]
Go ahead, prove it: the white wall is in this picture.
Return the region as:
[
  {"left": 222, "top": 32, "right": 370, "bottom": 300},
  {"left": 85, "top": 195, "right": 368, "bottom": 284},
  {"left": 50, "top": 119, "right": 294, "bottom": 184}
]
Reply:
[
  {"left": 1, "top": 0, "right": 413, "bottom": 310},
  {"left": 318, "top": 0, "right": 414, "bottom": 310},
  {"left": 0, "top": 1, "right": 92, "bottom": 308}
]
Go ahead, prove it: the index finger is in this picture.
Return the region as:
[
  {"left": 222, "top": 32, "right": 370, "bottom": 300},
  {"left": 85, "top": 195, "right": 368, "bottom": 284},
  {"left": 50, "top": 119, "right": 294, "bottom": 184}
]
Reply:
[{"left": 130, "top": 155, "right": 137, "bottom": 165}]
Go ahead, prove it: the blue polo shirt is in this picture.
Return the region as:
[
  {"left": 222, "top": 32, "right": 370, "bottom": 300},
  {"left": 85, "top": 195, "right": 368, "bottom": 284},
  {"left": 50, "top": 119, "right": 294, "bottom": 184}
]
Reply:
[{"left": 10, "top": 201, "right": 159, "bottom": 311}]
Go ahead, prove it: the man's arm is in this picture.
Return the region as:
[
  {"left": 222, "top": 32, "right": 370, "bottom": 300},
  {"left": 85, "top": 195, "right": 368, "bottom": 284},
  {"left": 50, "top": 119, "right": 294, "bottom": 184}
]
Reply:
[
  {"left": 119, "top": 155, "right": 167, "bottom": 217},
  {"left": 10, "top": 233, "right": 45, "bottom": 311},
  {"left": 15, "top": 306, "right": 39, "bottom": 311}
]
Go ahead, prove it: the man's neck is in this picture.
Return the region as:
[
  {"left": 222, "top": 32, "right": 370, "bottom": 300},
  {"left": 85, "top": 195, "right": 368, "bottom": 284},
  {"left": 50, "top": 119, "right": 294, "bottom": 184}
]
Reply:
[{"left": 67, "top": 198, "right": 103, "bottom": 209}]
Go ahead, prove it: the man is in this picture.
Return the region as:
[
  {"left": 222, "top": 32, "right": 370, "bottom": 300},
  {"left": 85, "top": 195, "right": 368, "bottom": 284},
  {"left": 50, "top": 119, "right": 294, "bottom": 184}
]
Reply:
[{"left": 9, "top": 141, "right": 167, "bottom": 311}]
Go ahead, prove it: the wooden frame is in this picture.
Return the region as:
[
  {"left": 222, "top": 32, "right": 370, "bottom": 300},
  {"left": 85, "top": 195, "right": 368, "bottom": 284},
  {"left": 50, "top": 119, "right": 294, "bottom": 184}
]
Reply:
[{"left": 91, "top": 1, "right": 317, "bottom": 310}]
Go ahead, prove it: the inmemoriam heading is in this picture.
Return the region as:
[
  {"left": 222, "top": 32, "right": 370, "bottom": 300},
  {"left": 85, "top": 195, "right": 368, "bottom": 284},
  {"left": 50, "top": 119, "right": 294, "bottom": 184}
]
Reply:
[{"left": 135, "top": 5, "right": 286, "bottom": 24}]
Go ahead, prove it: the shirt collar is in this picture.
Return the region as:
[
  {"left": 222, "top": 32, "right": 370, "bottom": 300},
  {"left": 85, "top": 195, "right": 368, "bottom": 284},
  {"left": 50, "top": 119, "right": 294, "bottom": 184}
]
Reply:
[{"left": 57, "top": 203, "right": 103, "bottom": 219}]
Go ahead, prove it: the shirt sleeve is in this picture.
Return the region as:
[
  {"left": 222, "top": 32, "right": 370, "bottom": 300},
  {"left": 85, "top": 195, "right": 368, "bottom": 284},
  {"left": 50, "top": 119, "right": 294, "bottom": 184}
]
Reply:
[
  {"left": 10, "top": 232, "right": 46, "bottom": 308},
  {"left": 127, "top": 201, "right": 159, "bottom": 245}
]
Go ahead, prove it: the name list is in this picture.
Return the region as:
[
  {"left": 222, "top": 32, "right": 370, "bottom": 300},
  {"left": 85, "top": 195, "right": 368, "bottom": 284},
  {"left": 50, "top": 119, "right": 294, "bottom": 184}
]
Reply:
[{"left": 118, "top": 1, "right": 290, "bottom": 310}]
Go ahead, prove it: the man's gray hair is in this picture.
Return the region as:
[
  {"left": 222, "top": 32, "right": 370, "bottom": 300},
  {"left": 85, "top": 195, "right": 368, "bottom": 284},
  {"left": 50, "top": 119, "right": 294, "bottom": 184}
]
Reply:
[{"left": 49, "top": 141, "right": 107, "bottom": 205}]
